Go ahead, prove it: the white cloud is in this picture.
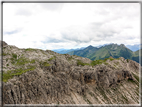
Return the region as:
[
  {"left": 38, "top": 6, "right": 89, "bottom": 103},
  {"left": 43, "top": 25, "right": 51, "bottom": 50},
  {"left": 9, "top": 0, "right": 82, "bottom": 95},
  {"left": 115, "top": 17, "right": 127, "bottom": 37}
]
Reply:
[{"left": 3, "top": 3, "right": 140, "bottom": 50}]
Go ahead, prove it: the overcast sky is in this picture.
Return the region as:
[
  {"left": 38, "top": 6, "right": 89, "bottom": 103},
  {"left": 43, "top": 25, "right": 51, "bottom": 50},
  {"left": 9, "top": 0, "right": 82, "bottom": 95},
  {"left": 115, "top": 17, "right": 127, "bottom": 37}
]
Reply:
[{"left": 3, "top": 3, "right": 140, "bottom": 50}]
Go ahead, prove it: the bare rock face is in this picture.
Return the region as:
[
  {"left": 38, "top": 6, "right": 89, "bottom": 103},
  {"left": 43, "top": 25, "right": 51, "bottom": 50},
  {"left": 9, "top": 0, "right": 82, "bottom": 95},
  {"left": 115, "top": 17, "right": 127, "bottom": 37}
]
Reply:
[
  {"left": 2, "top": 42, "right": 140, "bottom": 104},
  {"left": 0, "top": 41, "right": 8, "bottom": 47}
]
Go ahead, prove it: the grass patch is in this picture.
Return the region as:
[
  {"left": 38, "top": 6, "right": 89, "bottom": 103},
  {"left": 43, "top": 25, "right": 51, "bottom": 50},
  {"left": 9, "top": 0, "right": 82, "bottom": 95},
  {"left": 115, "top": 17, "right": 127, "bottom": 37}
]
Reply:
[
  {"left": 90, "top": 60, "right": 104, "bottom": 66},
  {"left": 77, "top": 58, "right": 118, "bottom": 67},
  {"left": 48, "top": 56, "right": 56, "bottom": 61},
  {"left": 25, "top": 48, "right": 36, "bottom": 51},
  {"left": 15, "top": 57, "right": 29, "bottom": 65},
  {"left": 104, "top": 62, "right": 109, "bottom": 65},
  {"left": 40, "top": 61, "right": 51, "bottom": 67},
  {"left": 127, "top": 79, "right": 135, "bottom": 83},
  {"left": 113, "top": 64, "right": 117, "bottom": 68},
  {"left": 67, "top": 56, "right": 74, "bottom": 61},
  {"left": 127, "top": 59, "right": 129, "bottom": 63},
  {"left": 12, "top": 53, "right": 17, "bottom": 59},
  {"left": 77, "top": 60, "right": 90, "bottom": 66},
  {"left": 3, "top": 66, "right": 36, "bottom": 82},
  {"left": 11, "top": 56, "right": 36, "bottom": 66},
  {"left": 109, "top": 58, "right": 114, "bottom": 61},
  {"left": 91, "top": 57, "right": 114, "bottom": 66},
  {"left": 42, "top": 62, "right": 51, "bottom": 67},
  {"left": 3, "top": 52, "right": 8, "bottom": 56},
  {"left": 127, "top": 78, "right": 138, "bottom": 85}
]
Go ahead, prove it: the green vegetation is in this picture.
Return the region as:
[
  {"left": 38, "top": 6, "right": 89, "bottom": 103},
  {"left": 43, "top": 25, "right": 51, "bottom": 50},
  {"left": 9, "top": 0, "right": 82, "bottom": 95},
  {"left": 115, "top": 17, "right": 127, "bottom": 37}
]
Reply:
[
  {"left": 127, "top": 78, "right": 139, "bottom": 88},
  {"left": 10, "top": 54, "right": 36, "bottom": 65},
  {"left": 113, "top": 64, "right": 117, "bottom": 68},
  {"left": 68, "top": 44, "right": 141, "bottom": 65},
  {"left": 77, "top": 57, "right": 117, "bottom": 66},
  {"left": 48, "top": 56, "right": 56, "bottom": 61},
  {"left": 127, "top": 79, "right": 135, "bottom": 83},
  {"left": 63, "top": 54, "right": 68, "bottom": 55},
  {"left": 77, "top": 60, "right": 90, "bottom": 66},
  {"left": 30, "top": 59, "right": 36, "bottom": 64},
  {"left": 127, "top": 73, "right": 139, "bottom": 85},
  {"left": 25, "top": 48, "right": 36, "bottom": 51},
  {"left": 3, "top": 52, "right": 8, "bottom": 56},
  {"left": 42, "top": 62, "right": 51, "bottom": 67},
  {"left": 90, "top": 60, "right": 103, "bottom": 66},
  {"left": 104, "top": 62, "right": 109, "bottom": 65},
  {"left": 12, "top": 53, "right": 17, "bottom": 59},
  {"left": 91, "top": 58, "right": 114, "bottom": 66},
  {"left": 109, "top": 58, "right": 114, "bottom": 61},
  {"left": 40, "top": 61, "right": 51, "bottom": 67},
  {"left": 67, "top": 56, "right": 74, "bottom": 61},
  {"left": 3, "top": 66, "right": 35, "bottom": 82},
  {"left": 127, "top": 59, "right": 129, "bottom": 63}
]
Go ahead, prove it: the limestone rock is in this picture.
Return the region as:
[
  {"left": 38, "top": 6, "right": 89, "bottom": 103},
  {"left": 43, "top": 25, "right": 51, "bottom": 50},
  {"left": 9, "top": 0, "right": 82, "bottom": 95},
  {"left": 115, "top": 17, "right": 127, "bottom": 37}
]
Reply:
[{"left": 2, "top": 41, "right": 140, "bottom": 104}]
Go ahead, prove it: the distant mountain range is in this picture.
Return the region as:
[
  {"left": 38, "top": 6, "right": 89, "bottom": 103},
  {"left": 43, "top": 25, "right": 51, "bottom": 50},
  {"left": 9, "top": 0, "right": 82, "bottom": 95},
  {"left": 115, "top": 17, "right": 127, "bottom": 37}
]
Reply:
[
  {"left": 126, "top": 44, "right": 141, "bottom": 51},
  {"left": 52, "top": 44, "right": 141, "bottom": 54},
  {"left": 52, "top": 47, "right": 85, "bottom": 54},
  {"left": 66, "top": 43, "right": 141, "bottom": 65}
]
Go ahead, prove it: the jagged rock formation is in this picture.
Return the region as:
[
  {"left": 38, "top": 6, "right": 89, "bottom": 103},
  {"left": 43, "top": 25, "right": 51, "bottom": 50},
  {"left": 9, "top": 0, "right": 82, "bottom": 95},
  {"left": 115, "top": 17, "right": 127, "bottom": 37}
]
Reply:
[
  {"left": 2, "top": 41, "right": 140, "bottom": 104},
  {"left": 0, "top": 41, "right": 8, "bottom": 47}
]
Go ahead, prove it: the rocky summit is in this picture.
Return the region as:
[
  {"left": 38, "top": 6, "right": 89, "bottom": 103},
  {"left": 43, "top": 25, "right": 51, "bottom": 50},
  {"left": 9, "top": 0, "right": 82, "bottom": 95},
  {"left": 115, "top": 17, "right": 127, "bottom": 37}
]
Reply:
[{"left": 1, "top": 41, "right": 140, "bottom": 104}]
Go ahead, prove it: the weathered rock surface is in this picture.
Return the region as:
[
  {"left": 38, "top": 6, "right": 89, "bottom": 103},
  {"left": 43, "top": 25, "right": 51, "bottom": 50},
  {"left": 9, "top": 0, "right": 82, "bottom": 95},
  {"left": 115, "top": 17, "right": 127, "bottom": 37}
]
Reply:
[{"left": 1, "top": 41, "right": 140, "bottom": 104}]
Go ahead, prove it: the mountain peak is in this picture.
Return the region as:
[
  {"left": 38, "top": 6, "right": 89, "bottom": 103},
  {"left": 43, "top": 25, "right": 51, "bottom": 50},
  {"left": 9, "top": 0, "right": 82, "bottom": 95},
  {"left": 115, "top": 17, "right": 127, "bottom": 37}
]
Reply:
[
  {"left": 120, "top": 44, "right": 125, "bottom": 47},
  {"left": 87, "top": 45, "right": 94, "bottom": 48}
]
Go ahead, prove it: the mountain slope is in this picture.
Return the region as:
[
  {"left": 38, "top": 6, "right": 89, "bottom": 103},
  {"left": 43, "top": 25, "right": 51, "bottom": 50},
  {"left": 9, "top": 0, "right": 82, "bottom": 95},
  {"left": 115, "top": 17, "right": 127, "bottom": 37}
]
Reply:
[
  {"left": 132, "top": 49, "right": 142, "bottom": 64},
  {"left": 1, "top": 41, "right": 140, "bottom": 104},
  {"left": 68, "top": 45, "right": 99, "bottom": 58},
  {"left": 68, "top": 44, "right": 140, "bottom": 64},
  {"left": 52, "top": 47, "right": 85, "bottom": 54},
  {"left": 126, "top": 44, "right": 141, "bottom": 52}
]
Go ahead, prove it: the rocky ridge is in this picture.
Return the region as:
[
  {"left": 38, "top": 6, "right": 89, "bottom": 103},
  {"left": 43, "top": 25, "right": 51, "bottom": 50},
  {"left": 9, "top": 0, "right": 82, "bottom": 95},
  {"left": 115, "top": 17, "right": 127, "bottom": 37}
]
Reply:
[{"left": 1, "top": 41, "right": 140, "bottom": 104}]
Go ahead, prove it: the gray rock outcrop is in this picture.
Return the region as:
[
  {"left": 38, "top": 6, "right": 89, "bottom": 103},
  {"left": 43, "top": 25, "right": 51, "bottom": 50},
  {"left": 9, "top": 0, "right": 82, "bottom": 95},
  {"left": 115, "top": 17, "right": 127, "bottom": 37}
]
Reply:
[{"left": 2, "top": 41, "right": 140, "bottom": 104}]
